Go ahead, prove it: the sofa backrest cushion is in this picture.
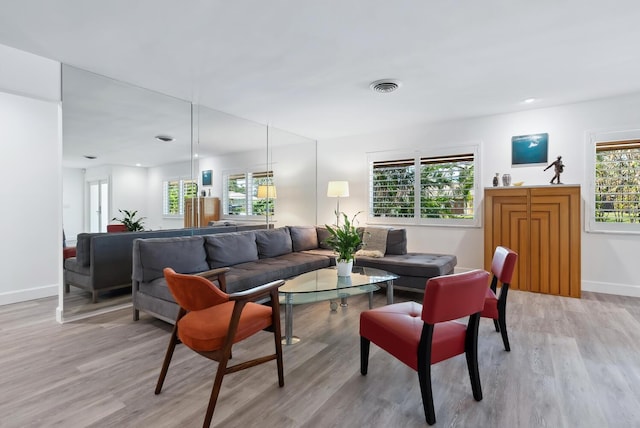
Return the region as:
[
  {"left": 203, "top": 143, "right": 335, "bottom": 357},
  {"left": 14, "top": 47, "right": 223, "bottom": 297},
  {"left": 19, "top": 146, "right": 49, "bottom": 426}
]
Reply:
[
  {"left": 289, "top": 226, "right": 319, "bottom": 251},
  {"left": 386, "top": 228, "right": 407, "bottom": 255},
  {"left": 75, "top": 233, "right": 105, "bottom": 267},
  {"left": 133, "top": 236, "right": 209, "bottom": 283},
  {"left": 316, "top": 227, "right": 333, "bottom": 250},
  {"left": 255, "top": 227, "right": 293, "bottom": 258},
  {"left": 205, "top": 231, "right": 259, "bottom": 268}
]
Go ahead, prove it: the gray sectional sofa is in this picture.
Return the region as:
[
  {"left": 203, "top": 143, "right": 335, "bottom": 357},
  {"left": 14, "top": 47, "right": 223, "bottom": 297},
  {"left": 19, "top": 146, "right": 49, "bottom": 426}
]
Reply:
[
  {"left": 132, "top": 226, "right": 457, "bottom": 323},
  {"left": 63, "top": 224, "right": 267, "bottom": 302}
]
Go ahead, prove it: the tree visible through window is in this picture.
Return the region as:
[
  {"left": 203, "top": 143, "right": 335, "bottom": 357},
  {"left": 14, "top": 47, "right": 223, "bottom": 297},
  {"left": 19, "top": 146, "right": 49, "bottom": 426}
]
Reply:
[
  {"left": 163, "top": 178, "right": 198, "bottom": 216},
  {"left": 595, "top": 140, "right": 640, "bottom": 223},
  {"left": 370, "top": 151, "right": 476, "bottom": 222}
]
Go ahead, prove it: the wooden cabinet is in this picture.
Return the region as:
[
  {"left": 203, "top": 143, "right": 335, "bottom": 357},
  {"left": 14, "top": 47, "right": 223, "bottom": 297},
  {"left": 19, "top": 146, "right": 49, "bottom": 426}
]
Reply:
[
  {"left": 484, "top": 185, "right": 581, "bottom": 298},
  {"left": 184, "top": 197, "right": 220, "bottom": 227}
]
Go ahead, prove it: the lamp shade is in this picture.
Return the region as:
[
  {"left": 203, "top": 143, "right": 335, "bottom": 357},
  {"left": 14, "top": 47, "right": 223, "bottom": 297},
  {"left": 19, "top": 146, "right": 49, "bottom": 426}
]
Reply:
[
  {"left": 257, "top": 184, "right": 277, "bottom": 199},
  {"left": 327, "top": 181, "right": 349, "bottom": 198}
]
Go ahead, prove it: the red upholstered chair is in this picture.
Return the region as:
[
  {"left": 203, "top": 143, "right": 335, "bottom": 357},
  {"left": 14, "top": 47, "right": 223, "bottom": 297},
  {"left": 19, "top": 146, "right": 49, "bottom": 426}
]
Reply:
[
  {"left": 481, "top": 246, "right": 518, "bottom": 351},
  {"left": 106, "top": 224, "right": 127, "bottom": 232},
  {"left": 360, "top": 269, "right": 490, "bottom": 425},
  {"left": 155, "top": 268, "right": 285, "bottom": 427}
]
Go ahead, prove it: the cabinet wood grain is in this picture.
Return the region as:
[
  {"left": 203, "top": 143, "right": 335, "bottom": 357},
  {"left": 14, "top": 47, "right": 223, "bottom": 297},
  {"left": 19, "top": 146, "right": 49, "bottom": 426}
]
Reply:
[{"left": 484, "top": 185, "right": 581, "bottom": 297}]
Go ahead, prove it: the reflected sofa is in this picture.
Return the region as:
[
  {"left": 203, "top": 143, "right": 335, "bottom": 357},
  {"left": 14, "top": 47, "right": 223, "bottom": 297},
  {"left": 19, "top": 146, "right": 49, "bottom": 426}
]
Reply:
[
  {"left": 132, "top": 226, "right": 457, "bottom": 323},
  {"left": 63, "top": 224, "right": 267, "bottom": 303}
]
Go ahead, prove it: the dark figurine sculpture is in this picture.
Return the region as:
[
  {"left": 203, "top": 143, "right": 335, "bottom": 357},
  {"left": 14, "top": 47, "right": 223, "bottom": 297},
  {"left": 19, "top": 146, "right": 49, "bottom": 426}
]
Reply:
[{"left": 544, "top": 156, "right": 564, "bottom": 184}]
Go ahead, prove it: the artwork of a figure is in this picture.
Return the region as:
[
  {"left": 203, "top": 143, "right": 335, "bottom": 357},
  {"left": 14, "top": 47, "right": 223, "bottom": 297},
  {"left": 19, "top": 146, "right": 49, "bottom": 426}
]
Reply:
[{"left": 544, "top": 156, "right": 564, "bottom": 184}]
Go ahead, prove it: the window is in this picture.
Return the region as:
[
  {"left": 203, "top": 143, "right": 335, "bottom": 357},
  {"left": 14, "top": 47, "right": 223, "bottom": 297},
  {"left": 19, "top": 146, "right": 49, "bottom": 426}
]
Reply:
[
  {"left": 223, "top": 170, "right": 275, "bottom": 217},
  {"left": 594, "top": 140, "right": 640, "bottom": 224},
  {"left": 369, "top": 148, "right": 478, "bottom": 226},
  {"left": 163, "top": 178, "right": 198, "bottom": 216}
]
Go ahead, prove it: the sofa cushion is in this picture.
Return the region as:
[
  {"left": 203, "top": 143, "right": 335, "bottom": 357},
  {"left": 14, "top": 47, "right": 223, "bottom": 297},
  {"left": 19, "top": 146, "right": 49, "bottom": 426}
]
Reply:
[
  {"left": 386, "top": 228, "right": 407, "bottom": 255},
  {"left": 316, "top": 227, "right": 333, "bottom": 250},
  {"left": 205, "top": 232, "right": 259, "bottom": 268},
  {"left": 355, "top": 253, "right": 456, "bottom": 278},
  {"left": 289, "top": 226, "right": 319, "bottom": 251},
  {"left": 136, "top": 236, "right": 209, "bottom": 283},
  {"left": 255, "top": 227, "right": 292, "bottom": 258},
  {"left": 75, "top": 233, "right": 103, "bottom": 267}
]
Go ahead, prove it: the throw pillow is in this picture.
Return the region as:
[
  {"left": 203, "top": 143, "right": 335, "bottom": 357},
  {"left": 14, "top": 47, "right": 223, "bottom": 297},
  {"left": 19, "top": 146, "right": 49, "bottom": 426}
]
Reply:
[{"left": 356, "top": 227, "right": 389, "bottom": 258}]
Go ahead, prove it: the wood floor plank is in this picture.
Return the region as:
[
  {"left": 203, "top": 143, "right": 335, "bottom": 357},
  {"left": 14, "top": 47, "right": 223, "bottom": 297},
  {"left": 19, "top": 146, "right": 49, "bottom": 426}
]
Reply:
[{"left": 2, "top": 289, "right": 640, "bottom": 427}]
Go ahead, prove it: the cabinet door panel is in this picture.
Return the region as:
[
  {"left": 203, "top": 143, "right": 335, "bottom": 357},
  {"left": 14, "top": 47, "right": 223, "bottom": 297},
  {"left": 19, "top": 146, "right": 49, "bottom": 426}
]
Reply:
[{"left": 485, "top": 186, "right": 580, "bottom": 298}]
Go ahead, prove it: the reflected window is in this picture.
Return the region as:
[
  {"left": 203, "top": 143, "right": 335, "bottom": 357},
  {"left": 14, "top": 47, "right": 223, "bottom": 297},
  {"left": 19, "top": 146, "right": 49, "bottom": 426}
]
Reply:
[
  {"left": 163, "top": 178, "right": 198, "bottom": 216},
  {"left": 224, "top": 170, "right": 275, "bottom": 216}
]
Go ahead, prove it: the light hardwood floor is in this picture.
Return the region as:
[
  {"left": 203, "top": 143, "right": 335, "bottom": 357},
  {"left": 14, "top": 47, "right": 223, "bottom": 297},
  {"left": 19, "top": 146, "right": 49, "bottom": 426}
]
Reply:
[{"left": 1, "top": 289, "right": 640, "bottom": 427}]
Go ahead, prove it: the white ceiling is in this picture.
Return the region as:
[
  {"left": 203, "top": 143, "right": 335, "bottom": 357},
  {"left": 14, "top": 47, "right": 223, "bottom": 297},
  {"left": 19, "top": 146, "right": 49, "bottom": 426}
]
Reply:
[{"left": 2, "top": 1, "right": 640, "bottom": 142}]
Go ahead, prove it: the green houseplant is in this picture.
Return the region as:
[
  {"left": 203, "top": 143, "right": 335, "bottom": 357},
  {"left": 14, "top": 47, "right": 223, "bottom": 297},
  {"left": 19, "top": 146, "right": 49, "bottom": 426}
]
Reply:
[
  {"left": 325, "top": 212, "right": 362, "bottom": 276},
  {"left": 112, "top": 209, "right": 146, "bottom": 232}
]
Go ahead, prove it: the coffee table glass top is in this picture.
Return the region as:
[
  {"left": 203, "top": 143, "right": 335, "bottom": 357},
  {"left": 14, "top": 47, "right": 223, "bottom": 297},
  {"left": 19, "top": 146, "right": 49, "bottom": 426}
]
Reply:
[{"left": 279, "top": 266, "right": 398, "bottom": 305}]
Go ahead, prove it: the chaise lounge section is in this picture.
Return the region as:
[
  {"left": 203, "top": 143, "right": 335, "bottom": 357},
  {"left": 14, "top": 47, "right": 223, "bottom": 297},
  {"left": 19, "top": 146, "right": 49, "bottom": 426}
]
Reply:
[{"left": 132, "top": 226, "right": 457, "bottom": 323}]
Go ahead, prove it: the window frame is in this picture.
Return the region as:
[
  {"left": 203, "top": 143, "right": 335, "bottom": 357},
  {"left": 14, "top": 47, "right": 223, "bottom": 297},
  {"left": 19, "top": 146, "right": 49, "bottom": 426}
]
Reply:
[
  {"left": 162, "top": 177, "right": 198, "bottom": 217},
  {"left": 367, "top": 144, "right": 481, "bottom": 227},
  {"left": 222, "top": 169, "right": 275, "bottom": 219},
  {"left": 586, "top": 128, "right": 640, "bottom": 234}
]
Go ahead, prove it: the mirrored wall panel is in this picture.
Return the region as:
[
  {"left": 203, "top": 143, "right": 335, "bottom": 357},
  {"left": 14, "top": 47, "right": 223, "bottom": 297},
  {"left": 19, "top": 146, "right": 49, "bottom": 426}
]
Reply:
[
  {"left": 61, "top": 66, "right": 317, "bottom": 322},
  {"left": 62, "top": 65, "right": 192, "bottom": 320}
]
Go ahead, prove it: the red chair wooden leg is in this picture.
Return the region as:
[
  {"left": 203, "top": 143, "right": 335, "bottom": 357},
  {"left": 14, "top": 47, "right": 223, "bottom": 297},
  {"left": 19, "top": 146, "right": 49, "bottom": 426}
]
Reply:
[
  {"left": 493, "top": 319, "right": 500, "bottom": 332},
  {"left": 498, "top": 313, "right": 510, "bottom": 352},
  {"left": 418, "top": 326, "right": 436, "bottom": 425},
  {"left": 360, "top": 337, "right": 370, "bottom": 375},
  {"left": 155, "top": 324, "right": 180, "bottom": 394},
  {"left": 203, "top": 352, "right": 231, "bottom": 428},
  {"left": 465, "top": 313, "right": 483, "bottom": 401}
]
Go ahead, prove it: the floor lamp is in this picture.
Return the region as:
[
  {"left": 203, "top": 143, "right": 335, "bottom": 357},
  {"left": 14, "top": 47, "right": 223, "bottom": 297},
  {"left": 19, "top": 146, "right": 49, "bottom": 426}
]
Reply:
[
  {"left": 327, "top": 181, "right": 349, "bottom": 226},
  {"left": 257, "top": 184, "right": 277, "bottom": 226}
]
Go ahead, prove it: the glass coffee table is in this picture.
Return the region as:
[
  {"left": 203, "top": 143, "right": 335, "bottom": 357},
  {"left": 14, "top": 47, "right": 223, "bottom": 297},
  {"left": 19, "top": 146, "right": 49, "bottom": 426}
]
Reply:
[{"left": 279, "top": 266, "right": 398, "bottom": 345}]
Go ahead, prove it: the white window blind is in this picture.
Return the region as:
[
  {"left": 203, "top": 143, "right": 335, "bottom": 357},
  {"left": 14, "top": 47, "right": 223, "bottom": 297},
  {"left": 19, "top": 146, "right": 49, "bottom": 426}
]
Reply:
[
  {"left": 369, "top": 149, "right": 477, "bottom": 225},
  {"left": 224, "top": 170, "right": 275, "bottom": 216},
  {"left": 163, "top": 178, "right": 197, "bottom": 216},
  {"left": 595, "top": 139, "right": 640, "bottom": 224}
]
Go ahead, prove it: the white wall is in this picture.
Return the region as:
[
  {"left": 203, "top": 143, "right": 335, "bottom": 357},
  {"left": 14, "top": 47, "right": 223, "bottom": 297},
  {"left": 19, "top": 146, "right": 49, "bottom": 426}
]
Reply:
[
  {"left": 271, "top": 142, "right": 317, "bottom": 226},
  {"left": 318, "top": 93, "right": 640, "bottom": 297},
  {"left": 62, "top": 167, "right": 84, "bottom": 245},
  {"left": 0, "top": 44, "right": 61, "bottom": 307},
  {"left": 111, "top": 165, "right": 148, "bottom": 226},
  {"left": 147, "top": 160, "right": 191, "bottom": 230}
]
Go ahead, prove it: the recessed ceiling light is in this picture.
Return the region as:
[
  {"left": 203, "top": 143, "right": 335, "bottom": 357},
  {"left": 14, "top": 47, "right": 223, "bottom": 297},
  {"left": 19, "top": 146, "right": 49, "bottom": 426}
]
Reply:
[
  {"left": 84, "top": 155, "right": 97, "bottom": 159},
  {"left": 370, "top": 79, "right": 402, "bottom": 93},
  {"left": 135, "top": 163, "right": 141, "bottom": 167},
  {"left": 155, "top": 135, "right": 174, "bottom": 142},
  {"left": 523, "top": 98, "right": 536, "bottom": 104}
]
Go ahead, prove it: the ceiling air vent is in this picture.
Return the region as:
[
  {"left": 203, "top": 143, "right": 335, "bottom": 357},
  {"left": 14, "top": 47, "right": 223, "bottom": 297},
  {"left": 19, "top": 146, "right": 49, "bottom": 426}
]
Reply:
[{"left": 370, "top": 79, "right": 402, "bottom": 93}]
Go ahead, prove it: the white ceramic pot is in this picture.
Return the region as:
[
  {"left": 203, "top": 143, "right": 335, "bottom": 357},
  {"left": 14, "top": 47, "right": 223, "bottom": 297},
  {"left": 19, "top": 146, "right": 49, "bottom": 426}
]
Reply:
[{"left": 336, "top": 260, "right": 353, "bottom": 277}]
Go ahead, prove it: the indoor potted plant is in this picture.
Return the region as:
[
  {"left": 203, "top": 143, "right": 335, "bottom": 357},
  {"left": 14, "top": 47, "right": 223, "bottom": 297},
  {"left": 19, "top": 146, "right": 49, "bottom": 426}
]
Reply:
[
  {"left": 112, "top": 209, "right": 146, "bottom": 231},
  {"left": 325, "top": 212, "right": 362, "bottom": 276}
]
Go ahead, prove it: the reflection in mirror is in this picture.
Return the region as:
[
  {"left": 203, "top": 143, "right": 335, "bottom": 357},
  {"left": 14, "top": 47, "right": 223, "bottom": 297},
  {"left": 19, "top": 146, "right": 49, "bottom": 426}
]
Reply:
[
  {"left": 62, "top": 65, "right": 192, "bottom": 320},
  {"left": 194, "top": 105, "right": 317, "bottom": 228}
]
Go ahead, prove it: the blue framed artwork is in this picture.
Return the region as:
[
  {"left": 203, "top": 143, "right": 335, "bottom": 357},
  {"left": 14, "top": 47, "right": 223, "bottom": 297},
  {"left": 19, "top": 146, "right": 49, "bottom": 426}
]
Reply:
[
  {"left": 202, "top": 169, "right": 212, "bottom": 186},
  {"left": 511, "top": 133, "right": 548, "bottom": 165}
]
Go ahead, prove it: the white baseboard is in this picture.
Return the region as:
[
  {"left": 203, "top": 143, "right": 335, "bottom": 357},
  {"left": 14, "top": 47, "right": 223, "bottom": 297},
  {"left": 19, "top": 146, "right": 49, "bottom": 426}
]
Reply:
[
  {"left": 582, "top": 280, "right": 640, "bottom": 298},
  {"left": 0, "top": 284, "right": 58, "bottom": 306},
  {"left": 456, "top": 267, "right": 640, "bottom": 298}
]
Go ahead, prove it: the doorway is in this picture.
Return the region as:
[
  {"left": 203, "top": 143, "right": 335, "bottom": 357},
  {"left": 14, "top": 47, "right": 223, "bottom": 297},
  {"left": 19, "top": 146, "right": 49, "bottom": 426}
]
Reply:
[{"left": 88, "top": 179, "right": 109, "bottom": 233}]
